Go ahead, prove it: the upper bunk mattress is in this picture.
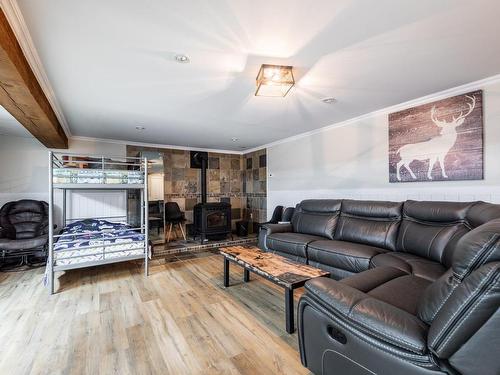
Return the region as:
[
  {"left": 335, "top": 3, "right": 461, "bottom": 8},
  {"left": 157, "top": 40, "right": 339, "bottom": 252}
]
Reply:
[{"left": 53, "top": 168, "right": 143, "bottom": 185}]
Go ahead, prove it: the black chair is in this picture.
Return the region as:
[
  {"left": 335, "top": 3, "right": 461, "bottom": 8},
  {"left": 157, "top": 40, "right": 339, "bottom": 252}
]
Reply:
[
  {"left": 259, "top": 205, "right": 284, "bottom": 228},
  {"left": 164, "top": 202, "right": 186, "bottom": 242},
  {"left": 282, "top": 206, "right": 295, "bottom": 222},
  {"left": 0, "top": 199, "right": 49, "bottom": 267}
]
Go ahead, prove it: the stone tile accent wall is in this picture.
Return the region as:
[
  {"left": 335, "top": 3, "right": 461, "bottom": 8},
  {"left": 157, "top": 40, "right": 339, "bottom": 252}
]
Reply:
[
  {"left": 127, "top": 145, "right": 267, "bottom": 229},
  {"left": 243, "top": 148, "right": 267, "bottom": 224}
]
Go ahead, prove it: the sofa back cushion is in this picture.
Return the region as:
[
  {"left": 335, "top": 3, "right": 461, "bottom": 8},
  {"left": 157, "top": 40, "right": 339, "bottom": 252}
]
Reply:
[
  {"left": 425, "top": 262, "right": 500, "bottom": 361},
  {"left": 418, "top": 217, "right": 500, "bottom": 324},
  {"left": 334, "top": 200, "right": 403, "bottom": 251},
  {"left": 0, "top": 199, "right": 49, "bottom": 240},
  {"left": 415, "top": 217, "right": 500, "bottom": 373},
  {"left": 450, "top": 218, "right": 500, "bottom": 279},
  {"left": 466, "top": 201, "right": 500, "bottom": 228},
  {"left": 396, "top": 201, "right": 474, "bottom": 267},
  {"left": 291, "top": 199, "right": 341, "bottom": 240}
]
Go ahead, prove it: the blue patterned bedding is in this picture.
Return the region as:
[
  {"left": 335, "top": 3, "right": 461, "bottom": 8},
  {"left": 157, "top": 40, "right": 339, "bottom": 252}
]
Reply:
[
  {"left": 55, "top": 219, "right": 144, "bottom": 251},
  {"left": 53, "top": 219, "right": 145, "bottom": 266}
]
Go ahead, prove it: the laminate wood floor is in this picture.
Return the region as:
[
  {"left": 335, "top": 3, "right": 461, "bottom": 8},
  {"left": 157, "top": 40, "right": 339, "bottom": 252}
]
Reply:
[{"left": 0, "top": 253, "right": 310, "bottom": 375}]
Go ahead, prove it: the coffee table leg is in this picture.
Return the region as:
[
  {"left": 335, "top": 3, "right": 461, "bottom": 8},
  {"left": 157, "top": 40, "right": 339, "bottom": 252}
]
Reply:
[
  {"left": 243, "top": 268, "right": 250, "bottom": 282},
  {"left": 224, "top": 258, "right": 230, "bottom": 287},
  {"left": 285, "top": 287, "right": 294, "bottom": 333}
]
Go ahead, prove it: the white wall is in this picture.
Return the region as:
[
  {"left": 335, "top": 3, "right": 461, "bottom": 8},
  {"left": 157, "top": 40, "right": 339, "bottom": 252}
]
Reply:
[
  {"left": 0, "top": 135, "right": 48, "bottom": 204},
  {"left": 267, "top": 78, "right": 500, "bottom": 217},
  {"left": 0, "top": 135, "right": 127, "bottom": 224}
]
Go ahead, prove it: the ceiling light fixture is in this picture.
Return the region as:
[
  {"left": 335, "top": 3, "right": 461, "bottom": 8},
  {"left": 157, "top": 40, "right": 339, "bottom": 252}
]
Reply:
[
  {"left": 321, "top": 97, "right": 336, "bottom": 104},
  {"left": 174, "top": 54, "right": 190, "bottom": 63},
  {"left": 255, "top": 64, "right": 294, "bottom": 97},
  {"left": 231, "top": 137, "right": 238, "bottom": 142},
  {"left": 135, "top": 126, "right": 145, "bottom": 131}
]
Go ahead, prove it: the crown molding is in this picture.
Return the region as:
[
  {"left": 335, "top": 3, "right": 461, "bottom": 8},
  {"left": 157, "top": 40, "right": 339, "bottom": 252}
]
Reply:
[
  {"left": 70, "top": 136, "right": 245, "bottom": 155},
  {"left": 4, "top": 0, "right": 496, "bottom": 156},
  {"left": 243, "top": 73, "right": 500, "bottom": 154},
  {"left": 73, "top": 71, "right": 500, "bottom": 156},
  {"left": 0, "top": 0, "right": 71, "bottom": 136}
]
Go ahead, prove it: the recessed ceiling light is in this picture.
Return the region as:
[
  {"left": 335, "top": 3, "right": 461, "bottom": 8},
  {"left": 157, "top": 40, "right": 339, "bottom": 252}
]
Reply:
[
  {"left": 321, "top": 97, "right": 336, "bottom": 104},
  {"left": 135, "top": 126, "right": 145, "bottom": 131},
  {"left": 231, "top": 137, "right": 238, "bottom": 142},
  {"left": 174, "top": 54, "right": 190, "bottom": 63}
]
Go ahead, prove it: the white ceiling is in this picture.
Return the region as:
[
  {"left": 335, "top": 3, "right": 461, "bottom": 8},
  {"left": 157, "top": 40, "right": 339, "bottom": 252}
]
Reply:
[
  {"left": 0, "top": 106, "right": 32, "bottom": 138},
  {"left": 16, "top": 0, "right": 500, "bottom": 151}
]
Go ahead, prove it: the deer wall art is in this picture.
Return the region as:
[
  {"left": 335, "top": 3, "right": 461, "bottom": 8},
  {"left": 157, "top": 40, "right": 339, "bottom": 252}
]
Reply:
[{"left": 389, "top": 90, "right": 483, "bottom": 183}]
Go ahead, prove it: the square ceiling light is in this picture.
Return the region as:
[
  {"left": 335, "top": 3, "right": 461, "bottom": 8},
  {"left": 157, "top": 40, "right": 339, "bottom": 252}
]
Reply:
[{"left": 255, "top": 64, "right": 294, "bottom": 97}]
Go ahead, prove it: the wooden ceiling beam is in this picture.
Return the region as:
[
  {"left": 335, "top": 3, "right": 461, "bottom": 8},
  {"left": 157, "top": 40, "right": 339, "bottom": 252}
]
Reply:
[{"left": 0, "top": 8, "right": 67, "bottom": 148}]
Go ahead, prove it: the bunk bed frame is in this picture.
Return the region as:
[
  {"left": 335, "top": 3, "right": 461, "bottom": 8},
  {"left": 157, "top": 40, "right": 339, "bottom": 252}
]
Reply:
[{"left": 47, "top": 151, "right": 149, "bottom": 294}]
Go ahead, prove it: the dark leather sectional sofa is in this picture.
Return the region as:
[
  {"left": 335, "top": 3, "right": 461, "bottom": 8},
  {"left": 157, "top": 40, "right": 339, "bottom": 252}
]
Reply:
[{"left": 259, "top": 199, "right": 500, "bottom": 375}]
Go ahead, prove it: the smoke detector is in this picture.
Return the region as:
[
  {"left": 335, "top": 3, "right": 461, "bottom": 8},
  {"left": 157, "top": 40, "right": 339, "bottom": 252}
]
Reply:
[
  {"left": 321, "top": 97, "right": 336, "bottom": 104},
  {"left": 231, "top": 137, "right": 238, "bottom": 142},
  {"left": 174, "top": 54, "right": 190, "bottom": 63}
]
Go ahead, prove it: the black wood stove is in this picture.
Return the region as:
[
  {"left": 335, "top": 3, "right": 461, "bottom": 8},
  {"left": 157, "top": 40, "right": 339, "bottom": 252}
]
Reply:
[{"left": 191, "top": 151, "right": 232, "bottom": 243}]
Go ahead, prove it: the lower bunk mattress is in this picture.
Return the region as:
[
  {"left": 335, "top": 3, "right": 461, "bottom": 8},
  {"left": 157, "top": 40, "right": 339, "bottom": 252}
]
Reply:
[{"left": 53, "top": 219, "right": 146, "bottom": 267}]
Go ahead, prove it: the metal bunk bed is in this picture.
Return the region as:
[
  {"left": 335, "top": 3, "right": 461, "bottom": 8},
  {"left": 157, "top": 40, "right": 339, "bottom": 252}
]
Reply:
[{"left": 47, "top": 151, "right": 149, "bottom": 294}]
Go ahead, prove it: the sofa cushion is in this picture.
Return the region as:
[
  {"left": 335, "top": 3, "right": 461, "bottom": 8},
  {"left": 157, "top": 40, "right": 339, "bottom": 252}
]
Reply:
[
  {"left": 340, "top": 266, "right": 408, "bottom": 292},
  {"left": 451, "top": 218, "right": 500, "bottom": 279},
  {"left": 466, "top": 201, "right": 500, "bottom": 228},
  {"left": 305, "top": 277, "right": 429, "bottom": 354},
  {"left": 0, "top": 200, "right": 49, "bottom": 240},
  {"left": 367, "top": 274, "right": 432, "bottom": 315},
  {"left": 307, "top": 240, "right": 387, "bottom": 274},
  {"left": 341, "top": 266, "right": 433, "bottom": 315},
  {"left": 0, "top": 235, "right": 47, "bottom": 252},
  {"left": 291, "top": 199, "right": 341, "bottom": 240},
  {"left": 417, "top": 219, "right": 500, "bottom": 325},
  {"left": 335, "top": 200, "right": 402, "bottom": 251},
  {"left": 371, "top": 252, "right": 446, "bottom": 282},
  {"left": 306, "top": 263, "right": 356, "bottom": 280},
  {"left": 427, "top": 262, "right": 500, "bottom": 359},
  {"left": 266, "top": 232, "right": 324, "bottom": 259},
  {"left": 397, "top": 201, "right": 474, "bottom": 267}
]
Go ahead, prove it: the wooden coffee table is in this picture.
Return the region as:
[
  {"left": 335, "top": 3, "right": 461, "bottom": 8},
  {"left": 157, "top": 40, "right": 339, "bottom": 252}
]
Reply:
[{"left": 220, "top": 245, "right": 330, "bottom": 333}]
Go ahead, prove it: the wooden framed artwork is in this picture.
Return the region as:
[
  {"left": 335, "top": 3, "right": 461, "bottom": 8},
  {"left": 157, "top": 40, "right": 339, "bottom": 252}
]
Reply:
[{"left": 389, "top": 90, "right": 483, "bottom": 182}]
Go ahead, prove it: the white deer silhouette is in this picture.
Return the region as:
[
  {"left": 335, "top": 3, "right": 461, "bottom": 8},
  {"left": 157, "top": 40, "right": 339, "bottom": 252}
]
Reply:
[{"left": 396, "top": 95, "right": 476, "bottom": 181}]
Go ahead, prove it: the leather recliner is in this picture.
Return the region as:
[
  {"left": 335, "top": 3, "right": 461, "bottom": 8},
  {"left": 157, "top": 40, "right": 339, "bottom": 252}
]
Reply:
[
  {"left": 258, "top": 199, "right": 500, "bottom": 375},
  {"left": 0, "top": 199, "right": 49, "bottom": 263}
]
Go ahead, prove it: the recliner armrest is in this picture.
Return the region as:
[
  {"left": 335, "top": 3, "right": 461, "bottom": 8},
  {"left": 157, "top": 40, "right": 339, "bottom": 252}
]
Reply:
[
  {"left": 262, "top": 223, "right": 293, "bottom": 235},
  {"left": 304, "top": 277, "right": 429, "bottom": 354},
  {"left": 258, "top": 223, "right": 293, "bottom": 251},
  {"left": 0, "top": 226, "right": 14, "bottom": 240}
]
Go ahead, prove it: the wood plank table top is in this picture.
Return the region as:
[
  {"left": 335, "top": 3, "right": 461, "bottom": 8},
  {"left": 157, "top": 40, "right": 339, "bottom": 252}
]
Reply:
[{"left": 220, "top": 245, "right": 329, "bottom": 289}]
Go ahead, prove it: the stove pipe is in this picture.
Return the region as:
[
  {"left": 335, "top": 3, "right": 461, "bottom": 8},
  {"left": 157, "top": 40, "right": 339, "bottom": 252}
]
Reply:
[
  {"left": 191, "top": 151, "right": 209, "bottom": 205},
  {"left": 201, "top": 156, "right": 207, "bottom": 204}
]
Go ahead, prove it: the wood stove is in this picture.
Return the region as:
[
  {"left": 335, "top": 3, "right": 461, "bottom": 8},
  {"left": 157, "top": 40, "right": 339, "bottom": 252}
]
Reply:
[
  {"left": 193, "top": 202, "right": 231, "bottom": 242},
  {"left": 191, "top": 151, "right": 232, "bottom": 243}
]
